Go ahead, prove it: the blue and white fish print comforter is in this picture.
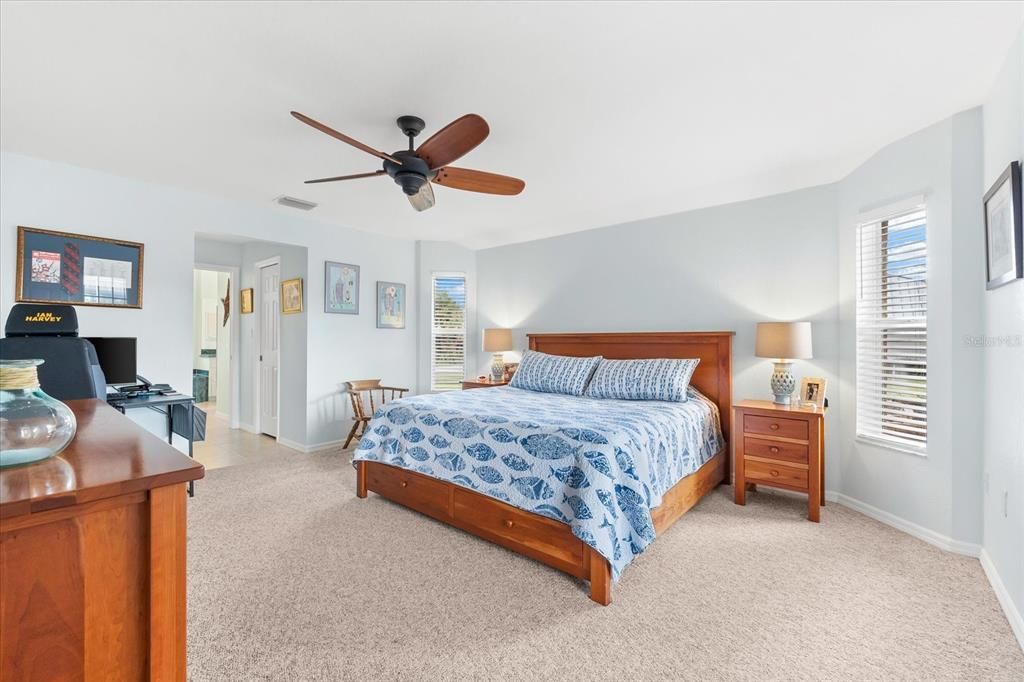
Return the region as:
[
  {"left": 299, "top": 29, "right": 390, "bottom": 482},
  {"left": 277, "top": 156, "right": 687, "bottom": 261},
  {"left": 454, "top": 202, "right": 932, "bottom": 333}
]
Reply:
[{"left": 352, "top": 386, "right": 723, "bottom": 581}]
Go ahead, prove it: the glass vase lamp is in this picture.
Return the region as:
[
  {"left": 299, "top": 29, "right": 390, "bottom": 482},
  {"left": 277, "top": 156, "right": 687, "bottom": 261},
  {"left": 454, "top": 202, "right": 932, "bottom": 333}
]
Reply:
[
  {"left": 0, "top": 359, "right": 77, "bottom": 467},
  {"left": 482, "top": 328, "right": 514, "bottom": 382},
  {"left": 755, "top": 322, "right": 813, "bottom": 405}
]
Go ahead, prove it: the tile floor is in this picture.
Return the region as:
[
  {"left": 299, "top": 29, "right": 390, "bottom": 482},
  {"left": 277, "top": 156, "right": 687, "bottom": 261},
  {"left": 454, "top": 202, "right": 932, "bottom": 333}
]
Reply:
[{"left": 193, "top": 403, "right": 299, "bottom": 470}]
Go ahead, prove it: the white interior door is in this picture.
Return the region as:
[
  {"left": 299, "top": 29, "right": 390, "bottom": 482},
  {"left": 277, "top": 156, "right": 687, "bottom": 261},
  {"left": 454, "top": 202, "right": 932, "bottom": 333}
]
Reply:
[{"left": 259, "top": 263, "right": 280, "bottom": 437}]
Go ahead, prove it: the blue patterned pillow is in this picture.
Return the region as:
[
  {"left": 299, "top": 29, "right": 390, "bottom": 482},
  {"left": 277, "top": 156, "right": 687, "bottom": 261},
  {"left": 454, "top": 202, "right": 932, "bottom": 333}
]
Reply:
[
  {"left": 509, "top": 350, "right": 602, "bottom": 396},
  {"left": 584, "top": 358, "right": 700, "bottom": 402}
]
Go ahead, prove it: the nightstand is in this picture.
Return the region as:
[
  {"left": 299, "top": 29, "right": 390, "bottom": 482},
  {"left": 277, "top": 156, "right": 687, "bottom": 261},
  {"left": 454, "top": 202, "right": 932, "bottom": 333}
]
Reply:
[
  {"left": 461, "top": 377, "right": 510, "bottom": 390},
  {"left": 733, "top": 399, "right": 826, "bottom": 522}
]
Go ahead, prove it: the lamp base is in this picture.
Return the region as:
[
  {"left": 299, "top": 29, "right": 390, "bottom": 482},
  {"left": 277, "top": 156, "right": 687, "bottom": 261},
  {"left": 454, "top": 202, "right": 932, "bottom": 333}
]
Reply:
[
  {"left": 490, "top": 353, "right": 506, "bottom": 382},
  {"left": 770, "top": 360, "right": 795, "bottom": 405}
]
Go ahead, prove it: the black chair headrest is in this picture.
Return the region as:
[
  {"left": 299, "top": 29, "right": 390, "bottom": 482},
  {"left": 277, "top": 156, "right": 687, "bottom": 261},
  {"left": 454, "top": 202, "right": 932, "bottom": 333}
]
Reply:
[{"left": 5, "top": 304, "right": 80, "bottom": 337}]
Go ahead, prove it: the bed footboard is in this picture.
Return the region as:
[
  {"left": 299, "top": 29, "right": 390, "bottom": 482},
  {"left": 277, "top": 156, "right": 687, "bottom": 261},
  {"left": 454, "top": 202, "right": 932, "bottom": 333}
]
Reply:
[{"left": 353, "top": 447, "right": 725, "bottom": 605}]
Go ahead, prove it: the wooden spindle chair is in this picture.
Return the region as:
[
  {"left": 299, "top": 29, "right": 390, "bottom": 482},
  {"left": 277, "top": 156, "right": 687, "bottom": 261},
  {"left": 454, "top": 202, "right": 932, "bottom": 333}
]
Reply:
[{"left": 343, "top": 379, "right": 409, "bottom": 449}]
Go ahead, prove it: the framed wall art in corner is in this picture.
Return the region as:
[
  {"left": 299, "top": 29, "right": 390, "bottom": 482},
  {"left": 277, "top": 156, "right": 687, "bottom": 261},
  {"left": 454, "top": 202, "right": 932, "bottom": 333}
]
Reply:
[
  {"left": 376, "top": 281, "right": 406, "bottom": 329},
  {"left": 240, "top": 287, "right": 254, "bottom": 314},
  {"left": 281, "top": 278, "right": 304, "bottom": 314},
  {"left": 983, "top": 160, "right": 1023, "bottom": 290},
  {"left": 325, "top": 261, "right": 359, "bottom": 314},
  {"left": 16, "top": 225, "right": 144, "bottom": 308}
]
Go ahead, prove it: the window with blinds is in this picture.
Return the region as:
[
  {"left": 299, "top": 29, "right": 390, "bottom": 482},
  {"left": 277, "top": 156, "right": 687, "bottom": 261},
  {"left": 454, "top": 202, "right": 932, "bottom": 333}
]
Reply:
[
  {"left": 856, "top": 204, "right": 928, "bottom": 453},
  {"left": 431, "top": 274, "right": 466, "bottom": 391}
]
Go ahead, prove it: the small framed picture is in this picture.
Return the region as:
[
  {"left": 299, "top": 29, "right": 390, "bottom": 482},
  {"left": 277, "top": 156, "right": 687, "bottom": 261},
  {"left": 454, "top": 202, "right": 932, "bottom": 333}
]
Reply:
[
  {"left": 376, "top": 281, "right": 406, "bottom": 329},
  {"left": 281, "top": 277, "right": 304, "bottom": 314},
  {"left": 240, "top": 288, "right": 254, "bottom": 314},
  {"left": 983, "top": 160, "right": 1023, "bottom": 290},
  {"left": 800, "top": 376, "right": 827, "bottom": 409},
  {"left": 325, "top": 261, "right": 359, "bottom": 314}
]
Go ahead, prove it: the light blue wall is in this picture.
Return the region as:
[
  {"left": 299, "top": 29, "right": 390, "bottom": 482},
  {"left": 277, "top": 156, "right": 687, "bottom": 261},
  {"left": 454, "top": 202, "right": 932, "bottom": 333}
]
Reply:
[
  {"left": 0, "top": 152, "right": 419, "bottom": 451},
  {"left": 477, "top": 184, "right": 842, "bottom": 488},
  {"left": 475, "top": 108, "right": 990, "bottom": 557},
  {"left": 981, "top": 27, "right": 1024, "bottom": 640},
  {"left": 835, "top": 110, "right": 985, "bottom": 548}
]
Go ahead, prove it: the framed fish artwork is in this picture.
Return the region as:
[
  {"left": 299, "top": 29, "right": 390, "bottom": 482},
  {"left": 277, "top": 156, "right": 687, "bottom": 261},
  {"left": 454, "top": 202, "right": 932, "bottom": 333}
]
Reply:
[
  {"left": 376, "top": 281, "right": 406, "bottom": 329},
  {"left": 325, "top": 261, "right": 359, "bottom": 314}
]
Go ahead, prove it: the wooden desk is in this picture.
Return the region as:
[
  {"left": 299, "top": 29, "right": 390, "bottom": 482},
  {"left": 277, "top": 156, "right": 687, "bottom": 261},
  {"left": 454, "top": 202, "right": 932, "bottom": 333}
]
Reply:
[{"left": 0, "top": 399, "right": 205, "bottom": 681}]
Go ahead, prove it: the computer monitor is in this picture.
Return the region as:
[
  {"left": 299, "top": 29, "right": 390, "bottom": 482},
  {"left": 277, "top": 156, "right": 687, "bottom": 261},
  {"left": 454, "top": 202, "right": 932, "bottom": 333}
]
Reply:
[{"left": 85, "top": 337, "right": 137, "bottom": 385}]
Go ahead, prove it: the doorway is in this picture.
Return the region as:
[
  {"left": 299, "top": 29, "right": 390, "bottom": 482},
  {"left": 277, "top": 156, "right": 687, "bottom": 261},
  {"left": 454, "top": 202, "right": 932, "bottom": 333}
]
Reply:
[
  {"left": 256, "top": 259, "right": 280, "bottom": 438},
  {"left": 192, "top": 266, "right": 240, "bottom": 429}
]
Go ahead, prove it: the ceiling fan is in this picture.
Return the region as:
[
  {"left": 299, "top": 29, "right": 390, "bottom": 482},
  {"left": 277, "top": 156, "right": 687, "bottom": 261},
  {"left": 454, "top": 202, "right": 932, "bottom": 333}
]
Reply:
[{"left": 291, "top": 111, "right": 525, "bottom": 212}]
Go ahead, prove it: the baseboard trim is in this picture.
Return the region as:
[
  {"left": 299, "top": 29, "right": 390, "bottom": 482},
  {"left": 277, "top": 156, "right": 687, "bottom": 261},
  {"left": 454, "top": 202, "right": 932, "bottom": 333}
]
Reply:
[
  {"left": 305, "top": 438, "right": 345, "bottom": 453},
  {"left": 828, "top": 491, "right": 981, "bottom": 558},
  {"left": 981, "top": 549, "right": 1024, "bottom": 653},
  {"left": 276, "top": 437, "right": 308, "bottom": 453},
  {"left": 239, "top": 422, "right": 259, "bottom": 434},
  {"left": 275, "top": 436, "right": 345, "bottom": 454}
]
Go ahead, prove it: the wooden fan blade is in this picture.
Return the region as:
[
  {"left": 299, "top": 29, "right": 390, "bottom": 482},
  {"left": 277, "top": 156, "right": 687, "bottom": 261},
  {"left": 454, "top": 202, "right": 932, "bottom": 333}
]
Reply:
[
  {"left": 407, "top": 182, "right": 435, "bottom": 212},
  {"left": 291, "top": 111, "right": 401, "bottom": 164},
  {"left": 415, "top": 114, "right": 489, "bottom": 170},
  {"left": 304, "top": 170, "right": 385, "bottom": 184},
  {"left": 432, "top": 167, "right": 525, "bottom": 195}
]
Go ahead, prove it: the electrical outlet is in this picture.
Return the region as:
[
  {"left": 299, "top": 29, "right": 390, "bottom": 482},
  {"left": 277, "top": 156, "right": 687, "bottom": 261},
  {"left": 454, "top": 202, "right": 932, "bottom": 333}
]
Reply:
[{"left": 1004, "top": 491, "right": 1009, "bottom": 518}]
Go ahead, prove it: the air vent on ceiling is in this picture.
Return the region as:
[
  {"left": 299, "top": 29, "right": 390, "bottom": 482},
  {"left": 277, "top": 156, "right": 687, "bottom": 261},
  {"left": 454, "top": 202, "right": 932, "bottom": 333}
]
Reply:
[{"left": 275, "top": 195, "right": 318, "bottom": 211}]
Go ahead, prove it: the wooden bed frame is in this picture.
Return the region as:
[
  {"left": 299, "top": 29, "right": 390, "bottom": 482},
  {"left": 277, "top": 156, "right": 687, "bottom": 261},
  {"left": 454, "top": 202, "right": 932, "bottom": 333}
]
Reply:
[{"left": 355, "top": 331, "right": 733, "bottom": 605}]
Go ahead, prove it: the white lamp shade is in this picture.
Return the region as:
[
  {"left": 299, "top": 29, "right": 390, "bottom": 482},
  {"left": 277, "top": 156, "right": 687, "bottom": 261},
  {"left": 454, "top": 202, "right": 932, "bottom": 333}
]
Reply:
[
  {"left": 482, "top": 328, "right": 514, "bottom": 352},
  {"left": 755, "top": 322, "right": 813, "bottom": 360}
]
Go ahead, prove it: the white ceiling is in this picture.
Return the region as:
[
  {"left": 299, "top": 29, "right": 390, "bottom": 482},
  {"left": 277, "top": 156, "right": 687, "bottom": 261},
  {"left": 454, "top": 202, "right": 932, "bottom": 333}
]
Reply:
[{"left": 2, "top": 2, "right": 1022, "bottom": 249}]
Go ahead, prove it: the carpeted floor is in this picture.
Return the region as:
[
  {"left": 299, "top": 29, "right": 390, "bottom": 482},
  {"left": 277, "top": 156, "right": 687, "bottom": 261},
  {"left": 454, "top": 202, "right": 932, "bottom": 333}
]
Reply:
[{"left": 187, "top": 452, "right": 1023, "bottom": 681}]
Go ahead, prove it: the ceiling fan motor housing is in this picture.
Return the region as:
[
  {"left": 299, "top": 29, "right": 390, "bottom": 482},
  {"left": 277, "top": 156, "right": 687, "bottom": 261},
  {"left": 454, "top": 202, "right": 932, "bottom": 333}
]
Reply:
[{"left": 384, "top": 151, "right": 432, "bottom": 195}]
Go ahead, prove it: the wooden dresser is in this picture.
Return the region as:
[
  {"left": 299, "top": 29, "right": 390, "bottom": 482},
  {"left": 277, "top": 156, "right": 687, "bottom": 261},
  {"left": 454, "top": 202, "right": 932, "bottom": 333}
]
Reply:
[
  {"left": 0, "top": 399, "right": 205, "bottom": 681},
  {"left": 733, "top": 399, "right": 825, "bottom": 522}
]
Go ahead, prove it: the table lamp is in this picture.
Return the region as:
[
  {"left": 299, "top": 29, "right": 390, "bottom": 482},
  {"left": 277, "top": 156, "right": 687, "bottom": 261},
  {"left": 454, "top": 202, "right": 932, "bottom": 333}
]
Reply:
[
  {"left": 482, "top": 328, "right": 514, "bottom": 381},
  {"left": 755, "top": 321, "right": 812, "bottom": 405}
]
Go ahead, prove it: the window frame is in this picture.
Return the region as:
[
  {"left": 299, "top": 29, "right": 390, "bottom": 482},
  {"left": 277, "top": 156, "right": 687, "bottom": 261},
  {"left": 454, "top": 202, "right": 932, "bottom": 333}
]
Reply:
[
  {"left": 854, "top": 198, "right": 928, "bottom": 456},
  {"left": 429, "top": 272, "right": 467, "bottom": 392}
]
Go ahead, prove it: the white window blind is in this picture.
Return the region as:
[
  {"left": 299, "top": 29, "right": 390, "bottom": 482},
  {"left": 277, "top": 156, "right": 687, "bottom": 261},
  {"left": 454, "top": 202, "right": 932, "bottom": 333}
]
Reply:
[
  {"left": 431, "top": 274, "right": 466, "bottom": 391},
  {"left": 856, "top": 204, "right": 928, "bottom": 453}
]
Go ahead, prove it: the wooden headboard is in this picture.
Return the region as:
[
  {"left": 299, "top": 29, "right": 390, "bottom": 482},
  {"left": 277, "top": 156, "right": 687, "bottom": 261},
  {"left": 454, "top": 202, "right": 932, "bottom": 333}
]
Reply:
[{"left": 528, "top": 331, "right": 734, "bottom": 448}]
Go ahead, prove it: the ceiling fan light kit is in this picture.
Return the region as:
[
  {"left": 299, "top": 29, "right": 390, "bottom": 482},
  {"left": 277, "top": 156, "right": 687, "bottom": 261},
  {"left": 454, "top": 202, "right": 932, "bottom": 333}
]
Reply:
[{"left": 291, "top": 110, "right": 525, "bottom": 211}]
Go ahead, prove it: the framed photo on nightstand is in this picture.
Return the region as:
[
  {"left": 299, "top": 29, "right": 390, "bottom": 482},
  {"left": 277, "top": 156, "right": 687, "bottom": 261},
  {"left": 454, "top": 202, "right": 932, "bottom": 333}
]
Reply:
[{"left": 800, "top": 376, "right": 827, "bottom": 408}]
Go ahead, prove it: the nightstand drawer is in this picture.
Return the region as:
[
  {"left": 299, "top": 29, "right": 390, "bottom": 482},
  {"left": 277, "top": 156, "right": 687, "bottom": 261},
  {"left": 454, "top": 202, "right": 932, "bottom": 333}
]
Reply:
[
  {"left": 744, "top": 414, "right": 808, "bottom": 441},
  {"left": 743, "top": 437, "right": 808, "bottom": 464},
  {"left": 744, "top": 459, "right": 808, "bottom": 490}
]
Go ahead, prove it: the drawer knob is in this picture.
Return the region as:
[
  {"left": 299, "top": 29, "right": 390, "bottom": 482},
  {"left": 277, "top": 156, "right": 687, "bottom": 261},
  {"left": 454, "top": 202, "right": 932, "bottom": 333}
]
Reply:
[
  {"left": 770, "top": 446, "right": 780, "bottom": 453},
  {"left": 770, "top": 423, "right": 780, "bottom": 431},
  {"left": 400, "top": 481, "right": 408, "bottom": 488},
  {"left": 504, "top": 520, "right": 514, "bottom": 529},
  {"left": 770, "top": 470, "right": 780, "bottom": 477}
]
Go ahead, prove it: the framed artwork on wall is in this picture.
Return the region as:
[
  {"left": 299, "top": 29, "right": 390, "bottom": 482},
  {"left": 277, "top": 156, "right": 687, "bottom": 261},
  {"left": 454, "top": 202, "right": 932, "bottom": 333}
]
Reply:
[
  {"left": 325, "top": 261, "right": 359, "bottom": 314},
  {"left": 240, "top": 287, "right": 254, "bottom": 314},
  {"left": 983, "top": 160, "right": 1023, "bottom": 290},
  {"left": 376, "top": 281, "right": 406, "bottom": 329},
  {"left": 16, "top": 225, "right": 144, "bottom": 308},
  {"left": 281, "top": 277, "right": 304, "bottom": 314}
]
